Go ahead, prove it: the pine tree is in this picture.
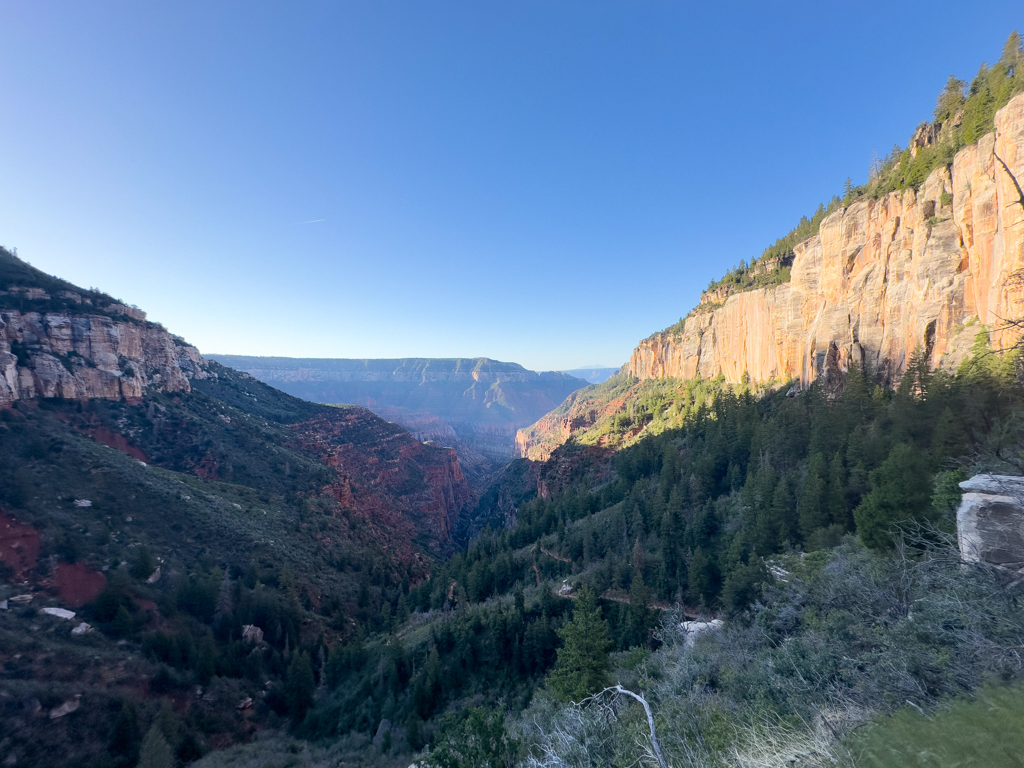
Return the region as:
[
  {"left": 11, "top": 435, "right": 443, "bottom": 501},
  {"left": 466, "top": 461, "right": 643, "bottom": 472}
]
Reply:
[
  {"left": 129, "top": 545, "right": 155, "bottom": 580},
  {"left": 853, "top": 443, "right": 932, "bottom": 549},
  {"left": 628, "top": 503, "right": 646, "bottom": 541},
  {"left": 213, "top": 568, "right": 234, "bottom": 629},
  {"left": 933, "top": 75, "right": 967, "bottom": 124},
  {"left": 632, "top": 539, "right": 645, "bottom": 572},
  {"left": 626, "top": 572, "right": 652, "bottom": 648},
  {"left": 138, "top": 724, "right": 174, "bottom": 768},
  {"left": 687, "top": 546, "right": 718, "bottom": 607},
  {"left": 825, "top": 452, "right": 850, "bottom": 529},
  {"left": 798, "top": 453, "right": 828, "bottom": 540},
  {"left": 196, "top": 635, "right": 216, "bottom": 685},
  {"left": 659, "top": 487, "right": 684, "bottom": 595},
  {"left": 546, "top": 586, "right": 611, "bottom": 701},
  {"left": 1001, "top": 30, "right": 1022, "bottom": 70},
  {"left": 285, "top": 651, "right": 316, "bottom": 723},
  {"left": 109, "top": 698, "right": 141, "bottom": 762},
  {"left": 770, "top": 472, "right": 800, "bottom": 547}
]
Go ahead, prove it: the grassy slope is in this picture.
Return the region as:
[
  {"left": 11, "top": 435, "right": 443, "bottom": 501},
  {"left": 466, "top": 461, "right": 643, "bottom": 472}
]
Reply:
[{"left": 846, "top": 685, "right": 1024, "bottom": 768}]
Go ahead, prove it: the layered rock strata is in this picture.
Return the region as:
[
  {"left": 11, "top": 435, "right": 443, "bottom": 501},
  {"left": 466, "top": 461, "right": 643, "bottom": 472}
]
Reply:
[
  {"left": 288, "top": 407, "right": 472, "bottom": 553},
  {"left": 0, "top": 309, "right": 208, "bottom": 404},
  {"left": 629, "top": 92, "right": 1024, "bottom": 387}
]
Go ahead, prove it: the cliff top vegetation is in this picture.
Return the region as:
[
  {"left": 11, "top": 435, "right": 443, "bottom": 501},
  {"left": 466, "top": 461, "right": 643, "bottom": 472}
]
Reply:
[
  {"left": 0, "top": 246, "right": 146, "bottom": 323},
  {"left": 662, "top": 31, "right": 1024, "bottom": 335},
  {"left": 855, "top": 30, "right": 1024, "bottom": 203}
]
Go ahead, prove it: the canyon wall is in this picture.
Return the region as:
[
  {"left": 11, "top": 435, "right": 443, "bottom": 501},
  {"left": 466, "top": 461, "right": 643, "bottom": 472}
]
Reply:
[
  {"left": 0, "top": 307, "right": 209, "bottom": 405},
  {"left": 629, "top": 92, "right": 1024, "bottom": 387}
]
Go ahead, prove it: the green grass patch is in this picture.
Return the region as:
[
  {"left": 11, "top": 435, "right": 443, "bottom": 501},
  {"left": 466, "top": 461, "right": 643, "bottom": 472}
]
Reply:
[{"left": 846, "top": 684, "right": 1024, "bottom": 767}]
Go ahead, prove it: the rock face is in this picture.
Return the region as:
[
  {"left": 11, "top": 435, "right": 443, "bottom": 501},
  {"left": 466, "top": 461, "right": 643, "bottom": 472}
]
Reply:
[
  {"left": 289, "top": 406, "right": 473, "bottom": 553},
  {"left": 629, "top": 92, "right": 1024, "bottom": 387},
  {"left": 516, "top": 377, "right": 635, "bottom": 461},
  {"left": 0, "top": 308, "right": 209, "bottom": 404},
  {"left": 0, "top": 249, "right": 209, "bottom": 404},
  {"left": 957, "top": 474, "right": 1024, "bottom": 577}
]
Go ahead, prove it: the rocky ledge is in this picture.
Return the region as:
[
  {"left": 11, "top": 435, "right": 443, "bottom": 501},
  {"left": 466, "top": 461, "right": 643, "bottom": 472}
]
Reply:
[{"left": 958, "top": 474, "right": 1024, "bottom": 580}]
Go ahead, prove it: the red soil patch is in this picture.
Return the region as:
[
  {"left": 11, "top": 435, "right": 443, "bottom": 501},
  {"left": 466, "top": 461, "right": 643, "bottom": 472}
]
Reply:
[
  {"left": 0, "top": 510, "right": 40, "bottom": 579},
  {"left": 84, "top": 425, "right": 149, "bottom": 463},
  {"left": 194, "top": 450, "right": 220, "bottom": 480},
  {"left": 53, "top": 562, "right": 107, "bottom": 606},
  {"left": 134, "top": 597, "right": 157, "bottom": 612}
]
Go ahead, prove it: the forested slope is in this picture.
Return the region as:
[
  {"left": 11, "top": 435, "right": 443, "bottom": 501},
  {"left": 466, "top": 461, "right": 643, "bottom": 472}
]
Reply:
[{"left": 0, "top": 253, "right": 474, "bottom": 768}]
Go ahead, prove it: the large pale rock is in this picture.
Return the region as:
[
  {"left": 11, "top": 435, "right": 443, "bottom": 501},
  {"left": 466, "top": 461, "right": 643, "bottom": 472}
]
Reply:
[
  {"left": 0, "top": 308, "right": 210, "bottom": 405},
  {"left": 628, "top": 92, "right": 1024, "bottom": 388},
  {"left": 957, "top": 474, "right": 1024, "bottom": 575}
]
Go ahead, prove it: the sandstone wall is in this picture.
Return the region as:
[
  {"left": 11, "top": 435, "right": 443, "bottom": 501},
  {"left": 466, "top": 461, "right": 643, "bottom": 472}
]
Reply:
[
  {"left": 629, "top": 92, "right": 1024, "bottom": 387},
  {"left": 0, "top": 310, "right": 209, "bottom": 405}
]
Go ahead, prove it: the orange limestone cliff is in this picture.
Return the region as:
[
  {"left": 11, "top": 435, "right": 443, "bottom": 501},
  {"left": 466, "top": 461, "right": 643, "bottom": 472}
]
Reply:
[{"left": 630, "top": 92, "right": 1024, "bottom": 387}]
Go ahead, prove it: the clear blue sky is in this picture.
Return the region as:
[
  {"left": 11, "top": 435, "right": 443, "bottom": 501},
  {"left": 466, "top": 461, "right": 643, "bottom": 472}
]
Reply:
[{"left": 0, "top": 2, "right": 1020, "bottom": 371}]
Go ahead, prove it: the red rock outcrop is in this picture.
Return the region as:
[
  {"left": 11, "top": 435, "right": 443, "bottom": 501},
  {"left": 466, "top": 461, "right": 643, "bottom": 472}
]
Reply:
[
  {"left": 629, "top": 92, "right": 1024, "bottom": 387},
  {"left": 289, "top": 408, "right": 472, "bottom": 555}
]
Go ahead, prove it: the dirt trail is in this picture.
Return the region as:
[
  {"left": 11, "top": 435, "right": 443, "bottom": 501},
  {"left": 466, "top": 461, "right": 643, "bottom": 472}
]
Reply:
[{"left": 538, "top": 544, "right": 571, "bottom": 563}]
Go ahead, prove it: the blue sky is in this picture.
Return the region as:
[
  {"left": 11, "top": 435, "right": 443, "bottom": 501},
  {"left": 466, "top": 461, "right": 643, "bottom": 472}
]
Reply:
[{"left": 0, "top": 2, "right": 1020, "bottom": 371}]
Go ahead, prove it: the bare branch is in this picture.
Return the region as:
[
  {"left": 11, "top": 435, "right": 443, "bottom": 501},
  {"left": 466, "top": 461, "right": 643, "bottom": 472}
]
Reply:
[
  {"left": 578, "top": 685, "right": 670, "bottom": 768},
  {"left": 995, "top": 151, "right": 1024, "bottom": 211}
]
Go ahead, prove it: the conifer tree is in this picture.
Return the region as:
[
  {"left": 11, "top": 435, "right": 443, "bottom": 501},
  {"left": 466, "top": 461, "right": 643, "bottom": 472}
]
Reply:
[
  {"left": 626, "top": 573, "right": 652, "bottom": 647},
  {"left": 546, "top": 586, "right": 611, "bottom": 701},
  {"left": 798, "top": 453, "right": 828, "bottom": 540},
  {"left": 285, "top": 651, "right": 315, "bottom": 723},
  {"left": 687, "top": 547, "right": 718, "bottom": 606},
  {"left": 770, "top": 472, "right": 799, "bottom": 547},
  {"left": 853, "top": 443, "right": 932, "bottom": 549},
  {"left": 138, "top": 724, "right": 174, "bottom": 768},
  {"left": 109, "top": 698, "right": 141, "bottom": 763},
  {"left": 213, "top": 568, "right": 234, "bottom": 629},
  {"left": 825, "top": 452, "right": 850, "bottom": 529}
]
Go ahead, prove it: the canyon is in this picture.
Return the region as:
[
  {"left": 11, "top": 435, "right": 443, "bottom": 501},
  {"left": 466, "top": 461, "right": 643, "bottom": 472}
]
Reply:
[
  {"left": 210, "top": 355, "right": 588, "bottom": 485},
  {"left": 0, "top": 248, "right": 472, "bottom": 557}
]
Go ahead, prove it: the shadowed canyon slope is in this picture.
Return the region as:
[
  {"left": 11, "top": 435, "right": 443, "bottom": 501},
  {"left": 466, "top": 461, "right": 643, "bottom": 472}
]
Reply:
[
  {"left": 210, "top": 355, "right": 588, "bottom": 482},
  {"left": 0, "top": 248, "right": 472, "bottom": 556},
  {"left": 0, "top": 250, "right": 478, "bottom": 765},
  {"left": 519, "top": 92, "right": 1024, "bottom": 461}
]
